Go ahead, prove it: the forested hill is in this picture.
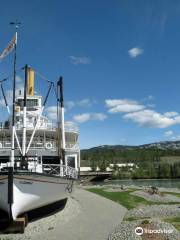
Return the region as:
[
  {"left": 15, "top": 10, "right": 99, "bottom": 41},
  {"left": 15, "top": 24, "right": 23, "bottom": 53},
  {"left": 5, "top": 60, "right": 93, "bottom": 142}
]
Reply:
[
  {"left": 82, "top": 141, "right": 180, "bottom": 152},
  {"left": 81, "top": 141, "right": 180, "bottom": 178}
]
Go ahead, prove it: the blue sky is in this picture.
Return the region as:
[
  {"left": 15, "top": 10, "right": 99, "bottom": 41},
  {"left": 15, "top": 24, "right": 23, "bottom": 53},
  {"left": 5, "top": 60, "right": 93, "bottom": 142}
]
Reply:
[{"left": 1, "top": 0, "right": 180, "bottom": 148}]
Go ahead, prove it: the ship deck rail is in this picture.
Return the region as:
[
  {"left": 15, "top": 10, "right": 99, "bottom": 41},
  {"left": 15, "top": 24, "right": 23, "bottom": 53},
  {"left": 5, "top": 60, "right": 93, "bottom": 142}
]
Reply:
[
  {"left": 0, "top": 163, "right": 78, "bottom": 179},
  {"left": 42, "top": 164, "right": 78, "bottom": 179},
  {"left": 0, "top": 121, "right": 79, "bottom": 133},
  {"left": 0, "top": 141, "right": 79, "bottom": 151}
]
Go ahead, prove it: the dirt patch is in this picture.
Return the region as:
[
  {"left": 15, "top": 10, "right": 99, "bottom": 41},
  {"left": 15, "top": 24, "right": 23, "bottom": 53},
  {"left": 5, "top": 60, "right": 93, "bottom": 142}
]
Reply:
[{"left": 139, "top": 223, "right": 166, "bottom": 240}]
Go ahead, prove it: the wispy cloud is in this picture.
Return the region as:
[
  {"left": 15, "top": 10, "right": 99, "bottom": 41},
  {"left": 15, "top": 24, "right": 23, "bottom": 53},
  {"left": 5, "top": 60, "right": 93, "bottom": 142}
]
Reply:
[
  {"left": 164, "top": 112, "right": 178, "bottom": 117},
  {"left": 0, "top": 78, "right": 24, "bottom": 107},
  {"left": 123, "top": 109, "right": 180, "bottom": 128},
  {"left": 73, "top": 113, "right": 90, "bottom": 123},
  {"left": 45, "top": 106, "right": 57, "bottom": 120},
  {"left": 69, "top": 56, "right": 91, "bottom": 65},
  {"left": 164, "top": 130, "right": 180, "bottom": 141},
  {"left": 142, "top": 95, "right": 155, "bottom": 102},
  {"left": 164, "top": 130, "right": 173, "bottom": 137},
  {"left": 73, "top": 112, "right": 107, "bottom": 123},
  {"left": 105, "top": 97, "right": 180, "bottom": 129},
  {"left": 65, "top": 101, "right": 75, "bottom": 109},
  {"left": 65, "top": 98, "right": 93, "bottom": 109},
  {"left": 170, "top": 135, "right": 180, "bottom": 141},
  {"left": 105, "top": 99, "right": 145, "bottom": 113},
  {"left": 128, "top": 47, "right": 144, "bottom": 58}
]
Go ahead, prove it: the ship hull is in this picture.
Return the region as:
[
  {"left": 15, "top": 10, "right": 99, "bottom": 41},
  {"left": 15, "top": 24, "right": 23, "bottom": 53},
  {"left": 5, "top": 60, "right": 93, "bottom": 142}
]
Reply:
[{"left": 0, "top": 173, "right": 72, "bottom": 220}]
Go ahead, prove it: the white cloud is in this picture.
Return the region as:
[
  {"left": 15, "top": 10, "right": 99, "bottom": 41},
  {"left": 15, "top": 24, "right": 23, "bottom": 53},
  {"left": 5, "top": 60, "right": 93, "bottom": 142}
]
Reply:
[
  {"left": 164, "top": 112, "right": 178, "bottom": 117},
  {"left": 73, "top": 112, "right": 107, "bottom": 123},
  {"left": 78, "top": 98, "right": 92, "bottom": 107},
  {"left": 0, "top": 89, "right": 12, "bottom": 107},
  {"left": 92, "top": 113, "right": 107, "bottom": 121},
  {"left": 147, "top": 95, "right": 154, "bottom": 100},
  {"left": 142, "top": 95, "right": 155, "bottom": 102},
  {"left": 171, "top": 135, "right": 180, "bottom": 140},
  {"left": 105, "top": 99, "right": 145, "bottom": 113},
  {"left": 164, "top": 130, "right": 174, "bottom": 137},
  {"left": 65, "top": 101, "right": 75, "bottom": 109},
  {"left": 146, "top": 103, "right": 156, "bottom": 108},
  {"left": 69, "top": 56, "right": 91, "bottom": 65},
  {"left": 73, "top": 113, "right": 91, "bottom": 123},
  {"left": 128, "top": 47, "right": 144, "bottom": 58},
  {"left": 46, "top": 106, "right": 57, "bottom": 120},
  {"left": 66, "top": 98, "right": 92, "bottom": 109},
  {"left": 16, "top": 75, "right": 22, "bottom": 83},
  {"left": 123, "top": 109, "right": 180, "bottom": 128},
  {"left": 0, "top": 82, "right": 24, "bottom": 107},
  {"left": 105, "top": 97, "right": 180, "bottom": 129},
  {"left": 46, "top": 106, "right": 67, "bottom": 121}
]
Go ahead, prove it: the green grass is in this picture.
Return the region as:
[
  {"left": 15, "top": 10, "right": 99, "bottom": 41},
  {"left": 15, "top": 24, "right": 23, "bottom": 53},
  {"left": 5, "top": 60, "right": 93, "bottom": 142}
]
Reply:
[
  {"left": 124, "top": 216, "right": 146, "bottom": 221},
  {"left": 164, "top": 217, "right": 180, "bottom": 231},
  {"left": 163, "top": 191, "right": 180, "bottom": 198},
  {"left": 0, "top": 238, "right": 13, "bottom": 240},
  {"left": 87, "top": 188, "right": 180, "bottom": 209}
]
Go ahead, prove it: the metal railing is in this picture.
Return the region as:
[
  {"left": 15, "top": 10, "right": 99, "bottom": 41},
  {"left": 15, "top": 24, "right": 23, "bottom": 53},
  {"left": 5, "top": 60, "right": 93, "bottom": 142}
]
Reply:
[
  {"left": 42, "top": 164, "right": 78, "bottom": 179},
  {"left": 0, "top": 162, "right": 78, "bottom": 179},
  {"left": 0, "top": 141, "right": 79, "bottom": 151},
  {"left": 0, "top": 121, "right": 79, "bottom": 133}
]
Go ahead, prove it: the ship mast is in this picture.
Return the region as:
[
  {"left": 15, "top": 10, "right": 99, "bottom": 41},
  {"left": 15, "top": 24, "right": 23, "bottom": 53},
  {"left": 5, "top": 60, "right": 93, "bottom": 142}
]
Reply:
[
  {"left": 10, "top": 20, "right": 21, "bottom": 168},
  {"left": 22, "top": 64, "right": 28, "bottom": 167},
  {"left": 57, "top": 77, "right": 66, "bottom": 165}
]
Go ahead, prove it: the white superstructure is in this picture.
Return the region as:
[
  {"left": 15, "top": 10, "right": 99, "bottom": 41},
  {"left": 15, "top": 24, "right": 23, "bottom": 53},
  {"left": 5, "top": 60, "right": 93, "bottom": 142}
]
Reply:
[
  {"left": 0, "top": 67, "right": 80, "bottom": 221},
  {"left": 0, "top": 90, "right": 80, "bottom": 174}
]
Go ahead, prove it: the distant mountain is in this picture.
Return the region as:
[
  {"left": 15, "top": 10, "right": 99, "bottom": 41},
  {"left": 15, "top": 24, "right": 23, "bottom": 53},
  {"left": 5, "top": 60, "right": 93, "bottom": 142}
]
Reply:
[{"left": 82, "top": 141, "right": 180, "bottom": 151}]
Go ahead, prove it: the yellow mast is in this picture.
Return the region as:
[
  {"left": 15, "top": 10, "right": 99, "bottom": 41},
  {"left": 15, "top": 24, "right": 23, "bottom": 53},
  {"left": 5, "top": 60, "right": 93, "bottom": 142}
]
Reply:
[{"left": 27, "top": 68, "right": 34, "bottom": 96}]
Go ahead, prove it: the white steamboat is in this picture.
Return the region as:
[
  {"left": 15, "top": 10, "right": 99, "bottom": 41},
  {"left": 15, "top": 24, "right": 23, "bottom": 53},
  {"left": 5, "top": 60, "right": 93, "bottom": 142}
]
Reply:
[{"left": 0, "top": 66, "right": 80, "bottom": 220}]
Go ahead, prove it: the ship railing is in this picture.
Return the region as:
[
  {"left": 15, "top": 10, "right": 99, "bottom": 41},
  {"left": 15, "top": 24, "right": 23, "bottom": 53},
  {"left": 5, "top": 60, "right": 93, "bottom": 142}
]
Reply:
[
  {"left": 0, "top": 141, "right": 79, "bottom": 151},
  {"left": 65, "top": 143, "right": 79, "bottom": 150},
  {"left": 0, "top": 121, "right": 79, "bottom": 132},
  {"left": 42, "top": 164, "right": 78, "bottom": 179}
]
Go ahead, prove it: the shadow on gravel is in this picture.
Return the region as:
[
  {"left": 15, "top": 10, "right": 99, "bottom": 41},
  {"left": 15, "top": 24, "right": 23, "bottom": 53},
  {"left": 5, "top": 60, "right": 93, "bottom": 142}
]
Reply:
[
  {"left": 0, "top": 198, "right": 67, "bottom": 233},
  {"left": 26, "top": 198, "right": 67, "bottom": 222}
]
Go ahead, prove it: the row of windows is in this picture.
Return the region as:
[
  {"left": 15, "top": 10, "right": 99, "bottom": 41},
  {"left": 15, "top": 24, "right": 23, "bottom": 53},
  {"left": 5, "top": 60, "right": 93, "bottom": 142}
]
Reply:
[{"left": 17, "top": 99, "right": 39, "bottom": 107}]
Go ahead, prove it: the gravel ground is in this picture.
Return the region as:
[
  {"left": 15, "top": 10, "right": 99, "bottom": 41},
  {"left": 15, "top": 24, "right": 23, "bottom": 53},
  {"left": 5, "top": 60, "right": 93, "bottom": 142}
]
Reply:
[
  {"left": 108, "top": 221, "right": 141, "bottom": 240},
  {"left": 0, "top": 187, "right": 126, "bottom": 240},
  {"left": 158, "top": 188, "right": 180, "bottom": 194},
  {"left": 108, "top": 219, "right": 180, "bottom": 240},
  {"left": 126, "top": 204, "right": 180, "bottom": 219},
  {"left": 154, "top": 220, "right": 180, "bottom": 240},
  {"left": 131, "top": 190, "right": 180, "bottom": 203}
]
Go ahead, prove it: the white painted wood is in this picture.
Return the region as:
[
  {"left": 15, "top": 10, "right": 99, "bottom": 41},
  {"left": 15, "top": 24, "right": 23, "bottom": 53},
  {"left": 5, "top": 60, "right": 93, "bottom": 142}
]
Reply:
[{"left": 0, "top": 174, "right": 71, "bottom": 220}]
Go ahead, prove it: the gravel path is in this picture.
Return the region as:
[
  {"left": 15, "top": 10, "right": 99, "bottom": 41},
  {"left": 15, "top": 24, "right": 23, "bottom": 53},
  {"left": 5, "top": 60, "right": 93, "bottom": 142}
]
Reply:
[
  {"left": 131, "top": 190, "right": 180, "bottom": 203},
  {"left": 126, "top": 204, "right": 180, "bottom": 219},
  {"left": 108, "top": 219, "right": 180, "bottom": 240},
  {"left": 0, "top": 187, "right": 126, "bottom": 240}
]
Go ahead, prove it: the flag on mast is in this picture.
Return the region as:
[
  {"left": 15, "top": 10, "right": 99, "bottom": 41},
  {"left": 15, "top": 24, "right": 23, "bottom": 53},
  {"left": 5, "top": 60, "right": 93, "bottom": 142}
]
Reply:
[{"left": 0, "top": 34, "right": 17, "bottom": 60}]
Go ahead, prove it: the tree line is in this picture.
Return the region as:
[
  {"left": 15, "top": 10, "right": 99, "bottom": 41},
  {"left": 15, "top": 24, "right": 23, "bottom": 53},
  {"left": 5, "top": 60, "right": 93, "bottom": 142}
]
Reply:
[{"left": 81, "top": 148, "right": 180, "bottom": 179}]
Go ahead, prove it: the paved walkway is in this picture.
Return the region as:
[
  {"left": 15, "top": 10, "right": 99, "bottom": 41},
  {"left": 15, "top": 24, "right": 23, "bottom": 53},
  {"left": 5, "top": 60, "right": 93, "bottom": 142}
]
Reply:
[
  {"left": 1, "top": 187, "right": 126, "bottom": 240},
  {"left": 51, "top": 188, "right": 127, "bottom": 240}
]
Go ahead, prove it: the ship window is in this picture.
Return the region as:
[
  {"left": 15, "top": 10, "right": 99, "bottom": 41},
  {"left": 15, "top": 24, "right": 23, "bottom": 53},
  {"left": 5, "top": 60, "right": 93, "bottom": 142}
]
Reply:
[
  {"left": 17, "top": 99, "right": 23, "bottom": 108},
  {"left": 27, "top": 99, "right": 38, "bottom": 107},
  {"left": 16, "top": 99, "right": 38, "bottom": 108}
]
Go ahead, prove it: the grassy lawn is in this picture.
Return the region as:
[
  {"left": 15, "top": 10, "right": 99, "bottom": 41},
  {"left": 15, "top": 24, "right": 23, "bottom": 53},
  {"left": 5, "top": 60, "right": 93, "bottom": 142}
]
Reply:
[
  {"left": 164, "top": 217, "right": 180, "bottom": 231},
  {"left": 163, "top": 191, "right": 180, "bottom": 198},
  {"left": 87, "top": 188, "right": 180, "bottom": 209}
]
